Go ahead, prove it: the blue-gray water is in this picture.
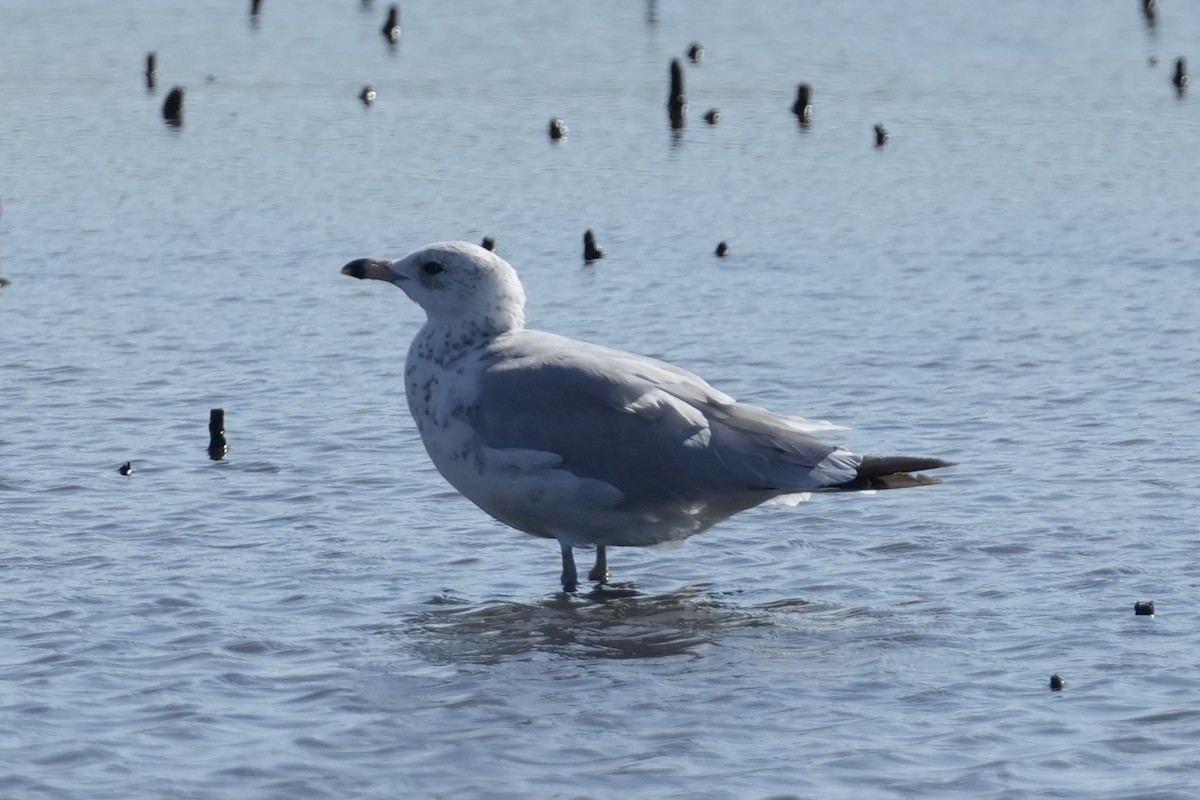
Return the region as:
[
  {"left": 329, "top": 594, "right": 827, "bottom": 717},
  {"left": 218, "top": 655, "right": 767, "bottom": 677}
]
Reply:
[{"left": 4, "top": 1, "right": 1200, "bottom": 798}]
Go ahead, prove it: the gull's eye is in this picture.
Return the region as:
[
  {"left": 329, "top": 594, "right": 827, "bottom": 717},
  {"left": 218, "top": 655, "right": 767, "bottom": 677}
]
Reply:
[{"left": 421, "top": 261, "right": 444, "bottom": 276}]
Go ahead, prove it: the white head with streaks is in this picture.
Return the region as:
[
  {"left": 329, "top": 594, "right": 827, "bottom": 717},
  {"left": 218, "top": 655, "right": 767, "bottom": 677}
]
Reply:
[{"left": 341, "top": 241, "right": 526, "bottom": 336}]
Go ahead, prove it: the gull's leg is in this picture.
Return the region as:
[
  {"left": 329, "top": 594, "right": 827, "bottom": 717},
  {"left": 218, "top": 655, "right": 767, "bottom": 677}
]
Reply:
[
  {"left": 588, "top": 545, "right": 609, "bottom": 584},
  {"left": 559, "top": 541, "right": 579, "bottom": 593}
]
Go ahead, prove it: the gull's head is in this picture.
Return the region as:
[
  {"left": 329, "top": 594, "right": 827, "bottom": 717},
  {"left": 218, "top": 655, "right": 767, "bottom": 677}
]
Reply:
[{"left": 341, "top": 241, "right": 526, "bottom": 335}]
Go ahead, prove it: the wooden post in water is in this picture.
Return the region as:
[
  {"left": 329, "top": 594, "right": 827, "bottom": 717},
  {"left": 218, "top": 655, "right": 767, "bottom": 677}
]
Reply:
[
  {"left": 208, "top": 408, "right": 228, "bottom": 460},
  {"left": 792, "top": 83, "right": 812, "bottom": 125},
  {"left": 1142, "top": 0, "right": 1157, "bottom": 28},
  {"left": 667, "top": 59, "right": 686, "bottom": 130},
  {"left": 382, "top": 5, "right": 401, "bottom": 44},
  {"left": 583, "top": 229, "right": 605, "bottom": 262},
  {"left": 162, "top": 86, "right": 184, "bottom": 127}
]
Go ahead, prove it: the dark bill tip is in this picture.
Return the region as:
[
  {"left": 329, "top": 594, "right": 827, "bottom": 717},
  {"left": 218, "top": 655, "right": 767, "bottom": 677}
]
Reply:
[
  {"left": 341, "top": 257, "right": 392, "bottom": 280},
  {"left": 341, "top": 258, "right": 370, "bottom": 279}
]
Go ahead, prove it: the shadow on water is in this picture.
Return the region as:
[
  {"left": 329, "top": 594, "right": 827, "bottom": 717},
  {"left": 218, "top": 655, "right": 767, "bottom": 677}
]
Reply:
[{"left": 395, "top": 585, "right": 816, "bottom": 664}]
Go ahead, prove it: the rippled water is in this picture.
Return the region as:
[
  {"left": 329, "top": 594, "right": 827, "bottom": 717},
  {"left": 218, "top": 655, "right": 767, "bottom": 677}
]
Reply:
[{"left": 4, "top": 1, "right": 1200, "bottom": 798}]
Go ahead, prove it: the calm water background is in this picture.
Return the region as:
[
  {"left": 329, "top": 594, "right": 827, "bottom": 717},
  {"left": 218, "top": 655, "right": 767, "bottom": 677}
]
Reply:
[{"left": 3, "top": 1, "right": 1200, "bottom": 798}]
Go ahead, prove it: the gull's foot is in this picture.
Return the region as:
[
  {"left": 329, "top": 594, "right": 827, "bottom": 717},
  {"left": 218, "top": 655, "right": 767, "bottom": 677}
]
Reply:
[
  {"left": 587, "top": 545, "right": 608, "bottom": 584},
  {"left": 559, "top": 541, "right": 579, "bottom": 593}
]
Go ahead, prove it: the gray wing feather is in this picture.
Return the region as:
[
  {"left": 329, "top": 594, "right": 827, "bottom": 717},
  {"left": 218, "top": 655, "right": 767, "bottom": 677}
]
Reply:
[{"left": 467, "top": 331, "right": 855, "bottom": 509}]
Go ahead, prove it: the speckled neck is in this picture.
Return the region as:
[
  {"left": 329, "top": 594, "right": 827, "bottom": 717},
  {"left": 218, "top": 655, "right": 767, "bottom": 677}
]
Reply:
[
  {"left": 406, "top": 260, "right": 526, "bottom": 365},
  {"left": 409, "top": 316, "right": 511, "bottom": 368}
]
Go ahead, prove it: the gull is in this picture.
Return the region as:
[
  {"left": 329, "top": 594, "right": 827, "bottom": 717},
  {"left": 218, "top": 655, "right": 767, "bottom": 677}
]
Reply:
[{"left": 341, "top": 242, "right": 953, "bottom": 592}]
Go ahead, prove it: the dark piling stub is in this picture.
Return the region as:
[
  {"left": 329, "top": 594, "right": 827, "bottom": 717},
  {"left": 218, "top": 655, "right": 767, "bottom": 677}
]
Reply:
[
  {"left": 250, "top": 0, "right": 262, "bottom": 15},
  {"left": 548, "top": 117, "right": 567, "bottom": 140},
  {"left": 1134, "top": 600, "right": 1155, "bottom": 616},
  {"left": 1173, "top": 57, "right": 1188, "bottom": 92},
  {"left": 162, "top": 86, "right": 184, "bottom": 127},
  {"left": 145, "top": 52, "right": 157, "bottom": 91},
  {"left": 583, "top": 229, "right": 605, "bottom": 262},
  {"left": 874, "top": 123, "right": 889, "bottom": 147},
  {"left": 0, "top": 217, "right": 8, "bottom": 288},
  {"left": 715, "top": 241, "right": 729, "bottom": 257},
  {"left": 687, "top": 42, "right": 704, "bottom": 63},
  {"left": 792, "top": 83, "right": 813, "bottom": 124},
  {"left": 360, "top": 85, "right": 377, "bottom": 106},
  {"left": 208, "top": 408, "right": 228, "bottom": 461},
  {"left": 1143, "top": 0, "right": 1157, "bottom": 27},
  {"left": 481, "top": 236, "right": 495, "bottom": 251},
  {"left": 382, "top": 4, "right": 401, "bottom": 44},
  {"left": 703, "top": 108, "right": 720, "bottom": 124},
  {"left": 1049, "top": 673, "right": 1066, "bottom": 691},
  {"left": 119, "top": 461, "right": 133, "bottom": 476},
  {"left": 668, "top": 58, "right": 686, "bottom": 129}
]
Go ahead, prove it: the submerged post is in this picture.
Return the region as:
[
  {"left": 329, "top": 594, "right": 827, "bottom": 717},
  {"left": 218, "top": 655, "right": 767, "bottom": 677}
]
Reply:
[
  {"left": 667, "top": 59, "right": 686, "bottom": 129},
  {"left": 162, "top": 86, "right": 184, "bottom": 127},
  {"left": 792, "top": 83, "right": 812, "bottom": 125},
  {"left": 583, "top": 229, "right": 605, "bottom": 262},
  {"left": 381, "top": 4, "right": 401, "bottom": 44},
  {"left": 208, "top": 408, "right": 228, "bottom": 460}
]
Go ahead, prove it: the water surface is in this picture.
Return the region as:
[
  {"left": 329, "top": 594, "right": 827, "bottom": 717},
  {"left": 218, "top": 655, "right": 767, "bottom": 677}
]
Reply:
[{"left": 3, "top": 2, "right": 1200, "bottom": 798}]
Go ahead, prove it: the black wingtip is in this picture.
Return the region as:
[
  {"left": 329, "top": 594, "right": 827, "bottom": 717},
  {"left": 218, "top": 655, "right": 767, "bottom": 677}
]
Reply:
[
  {"left": 823, "top": 455, "right": 956, "bottom": 492},
  {"left": 859, "top": 455, "right": 955, "bottom": 476}
]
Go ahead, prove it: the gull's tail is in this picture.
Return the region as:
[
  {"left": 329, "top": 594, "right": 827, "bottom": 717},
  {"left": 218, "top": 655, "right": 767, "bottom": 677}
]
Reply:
[{"left": 819, "top": 455, "right": 956, "bottom": 492}]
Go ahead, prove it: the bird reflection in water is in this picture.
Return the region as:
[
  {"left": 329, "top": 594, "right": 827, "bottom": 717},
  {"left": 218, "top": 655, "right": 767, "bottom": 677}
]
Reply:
[{"left": 399, "top": 586, "right": 787, "bottom": 664}]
